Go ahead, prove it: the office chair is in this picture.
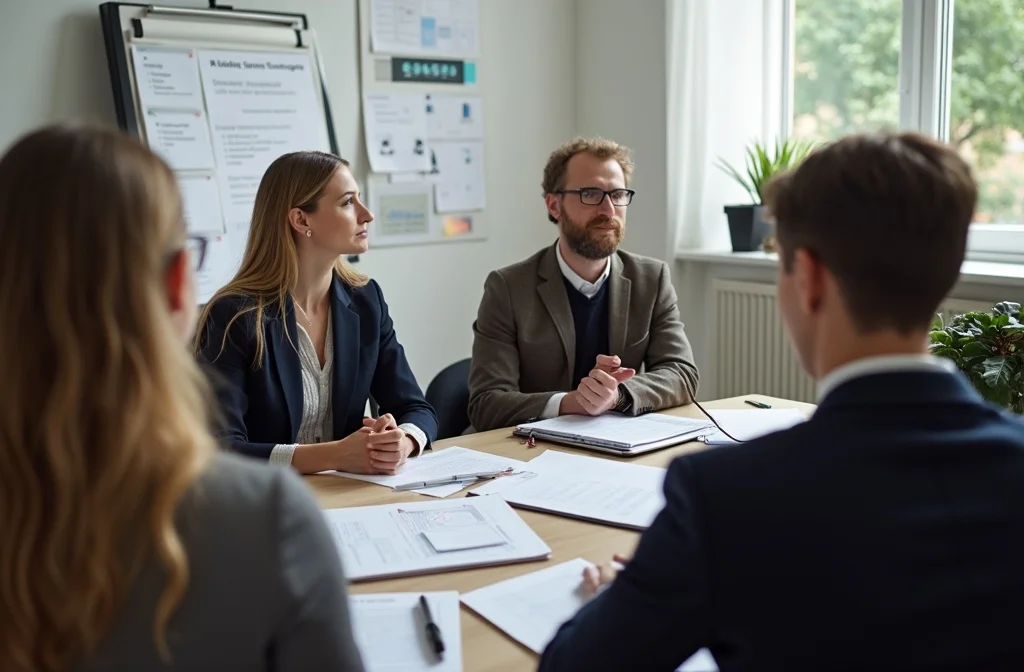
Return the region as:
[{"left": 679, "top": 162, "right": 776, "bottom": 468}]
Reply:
[{"left": 425, "top": 358, "right": 471, "bottom": 440}]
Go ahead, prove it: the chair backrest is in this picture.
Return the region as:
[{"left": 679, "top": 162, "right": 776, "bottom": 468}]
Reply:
[{"left": 425, "top": 358, "right": 472, "bottom": 440}]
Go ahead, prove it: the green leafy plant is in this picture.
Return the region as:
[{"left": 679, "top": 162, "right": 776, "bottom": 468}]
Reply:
[
  {"left": 716, "top": 138, "right": 817, "bottom": 204},
  {"left": 929, "top": 301, "right": 1024, "bottom": 413}
]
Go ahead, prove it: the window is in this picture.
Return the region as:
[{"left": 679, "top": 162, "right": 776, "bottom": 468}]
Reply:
[
  {"left": 948, "top": 0, "right": 1024, "bottom": 225},
  {"left": 787, "top": 0, "right": 1024, "bottom": 254},
  {"left": 791, "top": 0, "right": 902, "bottom": 143}
]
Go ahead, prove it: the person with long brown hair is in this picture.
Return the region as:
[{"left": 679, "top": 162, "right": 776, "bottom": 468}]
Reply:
[
  {"left": 0, "top": 125, "right": 364, "bottom": 671},
  {"left": 195, "top": 151, "right": 437, "bottom": 475}
]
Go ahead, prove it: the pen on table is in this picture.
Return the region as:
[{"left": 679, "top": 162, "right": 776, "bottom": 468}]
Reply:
[
  {"left": 419, "top": 594, "right": 445, "bottom": 661},
  {"left": 744, "top": 399, "right": 771, "bottom": 409},
  {"left": 392, "top": 467, "right": 514, "bottom": 491}
]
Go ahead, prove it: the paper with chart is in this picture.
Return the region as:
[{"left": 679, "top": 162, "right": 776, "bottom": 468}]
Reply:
[
  {"left": 426, "top": 95, "right": 483, "bottom": 140},
  {"left": 322, "top": 494, "right": 550, "bottom": 581},
  {"left": 368, "top": 179, "right": 434, "bottom": 244},
  {"left": 364, "top": 93, "right": 431, "bottom": 173},
  {"left": 331, "top": 446, "right": 526, "bottom": 498},
  {"left": 179, "top": 174, "right": 224, "bottom": 234},
  {"left": 370, "top": 0, "right": 479, "bottom": 58},
  {"left": 198, "top": 50, "right": 330, "bottom": 235},
  {"left": 702, "top": 409, "right": 806, "bottom": 444},
  {"left": 430, "top": 140, "right": 485, "bottom": 212},
  {"left": 461, "top": 559, "right": 717, "bottom": 671},
  {"left": 350, "top": 592, "right": 462, "bottom": 671},
  {"left": 515, "top": 413, "right": 713, "bottom": 453},
  {"left": 471, "top": 450, "right": 666, "bottom": 530}
]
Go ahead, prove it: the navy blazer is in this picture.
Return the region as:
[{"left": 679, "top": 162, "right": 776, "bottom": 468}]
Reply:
[
  {"left": 197, "top": 276, "right": 437, "bottom": 459},
  {"left": 540, "top": 370, "right": 1024, "bottom": 671}
]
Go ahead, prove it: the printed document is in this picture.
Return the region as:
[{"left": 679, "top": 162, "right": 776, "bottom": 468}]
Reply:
[
  {"left": 702, "top": 409, "right": 806, "bottom": 444},
  {"left": 323, "top": 494, "right": 550, "bottom": 581},
  {"left": 331, "top": 446, "right": 526, "bottom": 498},
  {"left": 471, "top": 450, "right": 666, "bottom": 530},
  {"left": 462, "top": 559, "right": 717, "bottom": 670},
  {"left": 350, "top": 591, "right": 462, "bottom": 671}
]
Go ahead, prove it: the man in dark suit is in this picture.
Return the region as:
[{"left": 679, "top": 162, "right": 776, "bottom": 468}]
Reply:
[
  {"left": 539, "top": 132, "right": 1024, "bottom": 671},
  {"left": 468, "top": 138, "right": 699, "bottom": 431}
]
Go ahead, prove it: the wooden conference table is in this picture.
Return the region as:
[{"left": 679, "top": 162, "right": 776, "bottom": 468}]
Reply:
[{"left": 307, "top": 395, "right": 814, "bottom": 671}]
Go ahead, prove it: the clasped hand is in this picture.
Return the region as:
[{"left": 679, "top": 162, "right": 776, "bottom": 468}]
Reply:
[{"left": 569, "top": 354, "right": 635, "bottom": 416}]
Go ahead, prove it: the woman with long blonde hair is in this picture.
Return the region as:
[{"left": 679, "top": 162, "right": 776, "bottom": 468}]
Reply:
[
  {"left": 196, "top": 151, "right": 437, "bottom": 475},
  {"left": 0, "top": 125, "right": 363, "bottom": 671}
]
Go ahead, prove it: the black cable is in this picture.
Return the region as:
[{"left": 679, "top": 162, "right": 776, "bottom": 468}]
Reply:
[{"left": 691, "top": 398, "right": 745, "bottom": 443}]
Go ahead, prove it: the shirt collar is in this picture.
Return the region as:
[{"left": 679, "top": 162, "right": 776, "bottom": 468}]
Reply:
[
  {"left": 816, "top": 354, "right": 957, "bottom": 403},
  {"left": 555, "top": 242, "right": 610, "bottom": 299}
]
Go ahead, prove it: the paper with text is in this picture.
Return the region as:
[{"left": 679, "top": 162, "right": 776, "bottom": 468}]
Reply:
[
  {"left": 364, "top": 93, "right": 431, "bottom": 173},
  {"left": 131, "top": 46, "right": 205, "bottom": 110},
  {"left": 143, "top": 109, "right": 216, "bottom": 172},
  {"left": 198, "top": 50, "right": 330, "bottom": 236},
  {"left": 323, "top": 494, "right": 550, "bottom": 581},
  {"left": 471, "top": 450, "right": 666, "bottom": 530},
  {"left": 331, "top": 446, "right": 526, "bottom": 497},
  {"left": 370, "top": 0, "right": 479, "bottom": 58},
  {"left": 350, "top": 591, "right": 462, "bottom": 671},
  {"left": 703, "top": 409, "right": 806, "bottom": 444},
  {"left": 178, "top": 174, "right": 224, "bottom": 234},
  {"left": 461, "top": 559, "right": 717, "bottom": 670}
]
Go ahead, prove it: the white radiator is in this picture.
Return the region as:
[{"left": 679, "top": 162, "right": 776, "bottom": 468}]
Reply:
[{"left": 708, "top": 280, "right": 996, "bottom": 404}]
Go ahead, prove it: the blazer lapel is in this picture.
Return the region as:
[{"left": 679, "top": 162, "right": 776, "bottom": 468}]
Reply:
[
  {"left": 537, "top": 245, "right": 575, "bottom": 385},
  {"left": 608, "top": 253, "right": 630, "bottom": 355},
  {"left": 272, "top": 298, "right": 303, "bottom": 438},
  {"left": 330, "top": 276, "right": 361, "bottom": 435}
]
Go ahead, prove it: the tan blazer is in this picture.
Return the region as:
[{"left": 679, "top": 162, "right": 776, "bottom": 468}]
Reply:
[{"left": 468, "top": 243, "right": 699, "bottom": 431}]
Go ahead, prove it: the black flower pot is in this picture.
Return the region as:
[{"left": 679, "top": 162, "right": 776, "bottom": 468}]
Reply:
[{"left": 724, "top": 204, "right": 769, "bottom": 252}]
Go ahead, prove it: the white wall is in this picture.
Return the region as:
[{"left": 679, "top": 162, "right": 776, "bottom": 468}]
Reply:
[
  {"left": 0, "top": 0, "right": 576, "bottom": 389},
  {"left": 575, "top": 0, "right": 670, "bottom": 262}
]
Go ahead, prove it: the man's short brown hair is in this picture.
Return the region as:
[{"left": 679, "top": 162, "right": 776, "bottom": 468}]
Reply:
[
  {"left": 763, "top": 132, "right": 977, "bottom": 334},
  {"left": 542, "top": 138, "right": 634, "bottom": 223}
]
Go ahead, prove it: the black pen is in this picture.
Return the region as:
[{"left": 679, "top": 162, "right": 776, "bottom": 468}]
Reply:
[
  {"left": 419, "top": 594, "right": 445, "bottom": 660},
  {"left": 745, "top": 399, "right": 771, "bottom": 409}
]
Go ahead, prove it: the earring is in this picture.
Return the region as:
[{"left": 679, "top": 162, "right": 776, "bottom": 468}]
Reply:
[{"left": 305, "top": 230, "right": 312, "bottom": 238}]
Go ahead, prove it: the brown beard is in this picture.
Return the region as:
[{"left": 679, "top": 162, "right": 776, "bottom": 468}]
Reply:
[{"left": 561, "top": 212, "right": 625, "bottom": 260}]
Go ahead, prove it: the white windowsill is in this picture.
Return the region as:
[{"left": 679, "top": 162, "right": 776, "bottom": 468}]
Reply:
[{"left": 676, "top": 248, "right": 1024, "bottom": 289}]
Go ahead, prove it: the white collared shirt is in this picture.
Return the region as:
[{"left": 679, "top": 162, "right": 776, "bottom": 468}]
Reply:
[
  {"left": 816, "top": 354, "right": 958, "bottom": 403},
  {"left": 269, "top": 312, "right": 426, "bottom": 466},
  {"left": 555, "top": 242, "right": 611, "bottom": 299},
  {"left": 541, "top": 244, "right": 614, "bottom": 418}
]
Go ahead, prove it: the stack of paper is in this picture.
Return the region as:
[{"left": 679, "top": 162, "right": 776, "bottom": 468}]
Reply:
[
  {"left": 350, "top": 591, "right": 462, "bottom": 671},
  {"left": 471, "top": 450, "right": 666, "bottom": 530},
  {"left": 514, "top": 413, "right": 712, "bottom": 455},
  {"left": 461, "top": 559, "right": 717, "bottom": 671},
  {"left": 330, "top": 446, "right": 527, "bottom": 497},
  {"left": 323, "top": 494, "right": 551, "bottom": 581},
  {"left": 702, "top": 409, "right": 806, "bottom": 445}
]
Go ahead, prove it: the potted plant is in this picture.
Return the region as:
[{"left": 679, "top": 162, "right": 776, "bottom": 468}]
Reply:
[
  {"left": 716, "top": 138, "right": 816, "bottom": 252},
  {"left": 929, "top": 301, "right": 1024, "bottom": 413}
]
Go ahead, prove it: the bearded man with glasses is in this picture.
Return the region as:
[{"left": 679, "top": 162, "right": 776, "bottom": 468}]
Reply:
[{"left": 467, "top": 138, "right": 699, "bottom": 432}]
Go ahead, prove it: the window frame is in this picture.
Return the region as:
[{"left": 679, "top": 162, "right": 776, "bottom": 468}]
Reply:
[{"left": 783, "top": 0, "right": 1024, "bottom": 261}]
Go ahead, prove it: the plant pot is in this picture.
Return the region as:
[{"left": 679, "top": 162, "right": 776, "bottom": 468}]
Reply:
[{"left": 724, "top": 204, "right": 770, "bottom": 252}]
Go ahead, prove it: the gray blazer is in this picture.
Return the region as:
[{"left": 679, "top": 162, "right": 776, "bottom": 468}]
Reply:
[
  {"left": 468, "top": 243, "right": 700, "bottom": 431},
  {"left": 79, "top": 452, "right": 364, "bottom": 672}
]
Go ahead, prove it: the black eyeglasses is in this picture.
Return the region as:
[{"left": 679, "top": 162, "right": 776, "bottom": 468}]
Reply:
[
  {"left": 555, "top": 188, "right": 636, "bottom": 207},
  {"left": 186, "top": 236, "right": 209, "bottom": 272}
]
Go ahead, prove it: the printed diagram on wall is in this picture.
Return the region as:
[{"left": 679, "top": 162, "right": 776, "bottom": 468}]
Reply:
[
  {"left": 370, "top": 0, "right": 479, "bottom": 58},
  {"left": 129, "top": 44, "right": 333, "bottom": 302},
  {"left": 363, "top": 92, "right": 431, "bottom": 172}
]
